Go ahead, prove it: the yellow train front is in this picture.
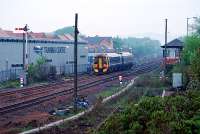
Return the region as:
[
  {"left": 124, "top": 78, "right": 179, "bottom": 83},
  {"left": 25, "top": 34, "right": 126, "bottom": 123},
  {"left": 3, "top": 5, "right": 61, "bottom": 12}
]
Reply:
[
  {"left": 93, "top": 54, "right": 109, "bottom": 74},
  {"left": 92, "top": 52, "right": 134, "bottom": 75}
]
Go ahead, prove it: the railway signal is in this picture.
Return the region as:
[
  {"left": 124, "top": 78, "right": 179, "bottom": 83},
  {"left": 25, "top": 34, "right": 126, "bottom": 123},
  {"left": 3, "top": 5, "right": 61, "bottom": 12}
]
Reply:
[
  {"left": 15, "top": 24, "right": 30, "bottom": 85},
  {"left": 15, "top": 24, "right": 29, "bottom": 71},
  {"left": 15, "top": 24, "right": 29, "bottom": 32}
]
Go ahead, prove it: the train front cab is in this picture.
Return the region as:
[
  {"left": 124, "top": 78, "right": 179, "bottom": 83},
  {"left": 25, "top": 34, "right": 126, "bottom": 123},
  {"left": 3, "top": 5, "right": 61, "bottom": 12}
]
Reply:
[{"left": 93, "top": 55, "right": 109, "bottom": 74}]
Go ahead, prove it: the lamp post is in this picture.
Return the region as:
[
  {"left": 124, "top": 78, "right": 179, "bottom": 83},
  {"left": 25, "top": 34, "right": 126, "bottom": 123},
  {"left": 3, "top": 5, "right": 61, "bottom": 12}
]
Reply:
[{"left": 187, "top": 17, "right": 198, "bottom": 36}]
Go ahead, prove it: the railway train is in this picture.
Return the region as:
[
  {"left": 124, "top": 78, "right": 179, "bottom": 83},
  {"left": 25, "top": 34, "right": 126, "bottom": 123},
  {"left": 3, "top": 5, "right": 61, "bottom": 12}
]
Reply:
[{"left": 92, "top": 52, "right": 134, "bottom": 74}]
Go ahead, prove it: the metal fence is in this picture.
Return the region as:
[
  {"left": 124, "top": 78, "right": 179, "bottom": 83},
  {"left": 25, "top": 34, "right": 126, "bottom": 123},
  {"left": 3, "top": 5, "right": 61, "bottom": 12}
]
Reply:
[
  {"left": 0, "top": 64, "right": 91, "bottom": 82},
  {"left": 56, "top": 64, "right": 90, "bottom": 75},
  {"left": 0, "top": 69, "right": 24, "bottom": 82},
  {"left": 0, "top": 64, "right": 91, "bottom": 83}
]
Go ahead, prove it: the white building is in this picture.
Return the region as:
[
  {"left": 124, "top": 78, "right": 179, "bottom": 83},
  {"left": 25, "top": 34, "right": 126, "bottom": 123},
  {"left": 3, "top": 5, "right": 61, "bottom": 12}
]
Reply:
[{"left": 0, "top": 35, "right": 88, "bottom": 74}]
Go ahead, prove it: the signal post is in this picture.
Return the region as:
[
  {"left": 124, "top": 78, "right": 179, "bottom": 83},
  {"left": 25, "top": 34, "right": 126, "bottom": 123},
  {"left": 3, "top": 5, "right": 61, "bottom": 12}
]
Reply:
[{"left": 15, "top": 24, "right": 29, "bottom": 86}]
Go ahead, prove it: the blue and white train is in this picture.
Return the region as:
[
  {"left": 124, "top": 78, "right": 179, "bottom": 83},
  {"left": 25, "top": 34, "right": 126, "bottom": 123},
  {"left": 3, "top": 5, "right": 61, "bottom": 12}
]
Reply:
[{"left": 92, "top": 52, "right": 134, "bottom": 74}]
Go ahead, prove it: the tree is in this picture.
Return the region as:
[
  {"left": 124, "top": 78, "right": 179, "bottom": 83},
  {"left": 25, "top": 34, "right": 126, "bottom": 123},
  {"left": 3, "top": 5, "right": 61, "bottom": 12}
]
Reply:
[
  {"left": 191, "top": 49, "right": 200, "bottom": 81},
  {"left": 113, "top": 37, "right": 162, "bottom": 58},
  {"left": 181, "top": 35, "right": 200, "bottom": 85},
  {"left": 113, "top": 36, "right": 124, "bottom": 49},
  {"left": 27, "top": 56, "right": 55, "bottom": 82},
  {"left": 182, "top": 36, "right": 200, "bottom": 65},
  {"left": 180, "top": 18, "right": 200, "bottom": 89},
  {"left": 54, "top": 26, "right": 75, "bottom": 35},
  {"left": 192, "top": 17, "right": 200, "bottom": 35}
]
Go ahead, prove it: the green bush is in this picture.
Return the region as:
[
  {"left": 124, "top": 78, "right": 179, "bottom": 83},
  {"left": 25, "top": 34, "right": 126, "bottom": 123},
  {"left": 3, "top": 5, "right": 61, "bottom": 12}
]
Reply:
[
  {"left": 27, "top": 56, "right": 57, "bottom": 82},
  {"left": 181, "top": 36, "right": 200, "bottom": 82},
  {"left": 134, "top": 74, "right": 169, "bottom": 88},
  {"left": 98, "top": 91, "right": 200, "bottom": 134},
  {"left": 0, "top": 80, "right": 20, "bottom": 89}
]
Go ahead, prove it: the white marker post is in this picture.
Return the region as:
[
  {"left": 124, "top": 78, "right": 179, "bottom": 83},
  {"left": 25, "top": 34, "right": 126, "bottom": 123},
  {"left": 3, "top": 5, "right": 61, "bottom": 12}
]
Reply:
[
  {"left": 119, "top": 75, "right": 123, "bottom": 86},
  {"left": 20, "top": 77, "right": 24, "bottom": 88}
]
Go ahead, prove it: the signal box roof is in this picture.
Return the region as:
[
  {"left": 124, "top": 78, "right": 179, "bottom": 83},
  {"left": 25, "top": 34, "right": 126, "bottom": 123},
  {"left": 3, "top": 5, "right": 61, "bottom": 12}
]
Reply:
[{"left": 161, "top": 39, "right": 184, "bottom": 48}]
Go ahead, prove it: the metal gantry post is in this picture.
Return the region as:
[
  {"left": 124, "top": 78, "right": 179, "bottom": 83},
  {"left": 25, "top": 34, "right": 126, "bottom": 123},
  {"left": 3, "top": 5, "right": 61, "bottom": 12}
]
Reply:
[{"left": 74, "top": 13, "right": 79, "bottom": 111}]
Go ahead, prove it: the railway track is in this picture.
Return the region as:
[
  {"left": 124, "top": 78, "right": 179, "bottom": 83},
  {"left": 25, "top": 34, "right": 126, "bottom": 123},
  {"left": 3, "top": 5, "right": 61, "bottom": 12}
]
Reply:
[
  {"left": 0, "top": 75, "right": 110, "bottom": 105},
  {"left": 0, "top": 72, "right": 129, "bottom": 106},
  {"left": 0, "top": 60, "right": 161, "bottom": 115},
  {"left": 0, "top": 75, "right": 90, "bottom": 98}
]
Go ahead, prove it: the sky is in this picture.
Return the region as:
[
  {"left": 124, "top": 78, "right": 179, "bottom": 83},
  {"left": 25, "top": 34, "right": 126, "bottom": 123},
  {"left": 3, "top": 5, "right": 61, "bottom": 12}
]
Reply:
[{"left": 0, "top": 0, "right": 200, "bottom": 43}]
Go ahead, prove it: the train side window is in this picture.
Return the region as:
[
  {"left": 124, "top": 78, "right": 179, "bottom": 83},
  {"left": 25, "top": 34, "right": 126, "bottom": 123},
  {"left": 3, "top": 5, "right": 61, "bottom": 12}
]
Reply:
[{"left": 110, "top": 57, "right": 120, "bottom": 64}]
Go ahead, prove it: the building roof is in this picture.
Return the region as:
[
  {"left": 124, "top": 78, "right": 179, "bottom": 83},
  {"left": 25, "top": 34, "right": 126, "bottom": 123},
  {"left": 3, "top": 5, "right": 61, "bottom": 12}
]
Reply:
[
  {"left": 29, "top": 32, "right": 46, "bottom": 39},
  {"left": 0, "top": 28, "right": 87, "bottom": 44},
  {"left": 85, "top": 36, "right": 112, "bottom": 45},
  {"left": 161, "top": 39, "right": 184, "bottom": 48},
  {"left": 0, "top": 37, "right": 87, "bottom": 45},
  {"left": 0, "top": 29, "right": 9, "bottom": 37}
]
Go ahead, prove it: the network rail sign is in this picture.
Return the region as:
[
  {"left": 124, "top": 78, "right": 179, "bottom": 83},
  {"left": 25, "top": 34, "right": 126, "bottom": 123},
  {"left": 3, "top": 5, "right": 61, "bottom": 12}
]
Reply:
[{"left": 33, "top": 46, "right": 67, "bottom": 54}]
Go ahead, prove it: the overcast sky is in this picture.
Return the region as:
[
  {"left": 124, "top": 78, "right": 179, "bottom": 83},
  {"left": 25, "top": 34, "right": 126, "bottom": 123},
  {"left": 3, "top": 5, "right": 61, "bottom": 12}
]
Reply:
[{"left": 0, "top": 0, "right": 200, "bottom": 42}]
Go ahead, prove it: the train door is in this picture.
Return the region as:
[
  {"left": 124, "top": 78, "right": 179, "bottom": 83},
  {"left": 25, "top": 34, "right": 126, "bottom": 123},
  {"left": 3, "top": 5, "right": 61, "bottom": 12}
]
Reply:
[
  {"left": 98, "top": 57, "right": 103, "bottom": 69},
  {"left": 106, "top": 56, "right": 109, "bottom": 67},
  {"left": 93, "top": 56, "right": 99, "bottom": 73}
]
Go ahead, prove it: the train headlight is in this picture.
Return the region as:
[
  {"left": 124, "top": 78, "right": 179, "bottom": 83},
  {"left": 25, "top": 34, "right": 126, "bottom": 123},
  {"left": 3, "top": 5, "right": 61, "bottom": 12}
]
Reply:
[{"left": 103, "top": 64, "right": 108, "bottom": 68}]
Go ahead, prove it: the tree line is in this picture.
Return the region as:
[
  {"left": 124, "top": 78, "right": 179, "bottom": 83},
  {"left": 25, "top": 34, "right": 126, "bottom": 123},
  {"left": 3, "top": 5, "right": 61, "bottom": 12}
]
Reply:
[{"left": 113, "top": 37, "right": 162, "bottom": 59}]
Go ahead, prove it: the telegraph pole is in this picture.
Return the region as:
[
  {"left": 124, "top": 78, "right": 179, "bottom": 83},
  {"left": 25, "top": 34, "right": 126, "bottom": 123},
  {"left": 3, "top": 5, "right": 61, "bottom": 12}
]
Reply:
[
  {"left": 74, "top": 13, "right": 79, "bottom": 111},
  {"left": 164, "top": 19, "right": 167, "bottom": 75},
  {"left": 187, "top": 18, "right": 189, "bottom": 36}
]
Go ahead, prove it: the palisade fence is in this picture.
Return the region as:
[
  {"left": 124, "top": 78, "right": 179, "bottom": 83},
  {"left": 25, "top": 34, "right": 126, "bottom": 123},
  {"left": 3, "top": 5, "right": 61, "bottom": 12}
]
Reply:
[
  {"left": 55, "top": 64, "right": 90, "bottom": 75},
  {"left": 0, "top": 68, "right": 24, "bottom": 83},
  {"left": 41, "top": 64, "right": 91, "bottom": 75},
  {"left": 0, "top": 64, "right": 91, "bottom": 83}
]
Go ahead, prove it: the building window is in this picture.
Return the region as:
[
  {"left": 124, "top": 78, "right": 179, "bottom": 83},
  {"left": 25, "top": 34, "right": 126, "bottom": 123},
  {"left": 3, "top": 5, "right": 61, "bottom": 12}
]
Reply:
[
  {"left": 11, "top": 64, "right": 23, "bottom": 67},
  {"left": 45, "top": 59, "right": 52, "bottom": 62},
  {"left": 43, "top": 47, "right": 66, "bottom": 53},
  {"left": 80, "top": 55, "right": 86, "bottom": 58}
]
